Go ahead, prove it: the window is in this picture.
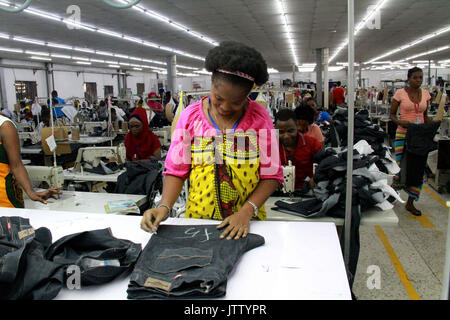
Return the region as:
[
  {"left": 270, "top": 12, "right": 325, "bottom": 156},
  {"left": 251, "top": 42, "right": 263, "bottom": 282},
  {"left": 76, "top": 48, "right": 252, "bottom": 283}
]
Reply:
[
  {"left": 84, "top": 82, "right": 98, "bottom": 104},
  {"left": 104, "top": 85, "right": 114, "bottom": 98},
  {"left": 137, "top": 83, "right": 145, "bottom": 95},
  {"left": 15, "top": 81, "right": 37, "bottom": 101}
]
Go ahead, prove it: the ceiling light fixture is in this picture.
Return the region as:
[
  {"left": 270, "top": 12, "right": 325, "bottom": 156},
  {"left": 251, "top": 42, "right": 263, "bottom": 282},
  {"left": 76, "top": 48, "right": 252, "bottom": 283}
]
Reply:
[
  {"left": 117, "top": 0, "right": 218, "bottom": 46},
  {"left": 0, "top": 46, "right": 23, "bottom": 53},
  {"left": 276, "top": 0, "right": 299, "bottom": 66},
  {"left": 30, "top": 56, "right": 51, "bottom": 61},
  {"left": 366, "top": 26, "right": 450, "bottom": 63},
  {"left": 329, "top": 0, "right": 390, "bottom": 63},
  {"left": 76, "top": 61, "right": 91, "bottom": 65}
]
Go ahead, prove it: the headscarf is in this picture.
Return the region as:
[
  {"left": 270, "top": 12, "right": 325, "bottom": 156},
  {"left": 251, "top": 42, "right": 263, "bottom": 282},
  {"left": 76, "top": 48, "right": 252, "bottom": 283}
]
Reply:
[
  {"left": 125, "top": 107, "right": 160, "bottom": 161},
  {"left": 146, "top": 92, "right": 163, "bottom": 111}
]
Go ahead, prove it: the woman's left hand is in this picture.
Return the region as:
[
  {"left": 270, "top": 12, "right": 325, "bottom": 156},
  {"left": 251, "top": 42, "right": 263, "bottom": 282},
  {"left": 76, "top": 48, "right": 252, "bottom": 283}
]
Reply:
[{"left": 216, "top": 208, "right": 253, "bottom": 240}]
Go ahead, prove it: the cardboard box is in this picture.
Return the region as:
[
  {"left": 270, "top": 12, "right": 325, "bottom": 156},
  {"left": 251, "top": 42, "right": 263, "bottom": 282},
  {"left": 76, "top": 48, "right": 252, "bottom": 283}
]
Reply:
[
  {"left": 71, "top": 127, "right": 80, "bottom": 141},
  {"left": 41, "top": 127, "right": 72, "bottom": 155}
]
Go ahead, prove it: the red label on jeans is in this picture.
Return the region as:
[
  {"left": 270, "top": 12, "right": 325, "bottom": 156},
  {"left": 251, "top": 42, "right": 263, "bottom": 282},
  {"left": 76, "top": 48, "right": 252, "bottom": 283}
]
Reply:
[
  {"left": 7, "top": 221, "right": 11, "bottom": 230},
  {"left": 173, "top": 274, "right": 183, "bottom": 280}
]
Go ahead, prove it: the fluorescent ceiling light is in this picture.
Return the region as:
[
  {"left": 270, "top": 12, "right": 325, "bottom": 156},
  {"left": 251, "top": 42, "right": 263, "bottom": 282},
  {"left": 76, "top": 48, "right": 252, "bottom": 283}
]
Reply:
[
  {"left": 0, "top": 47, "right": 23, "bottom": 53},
  {"left": 178, "top": 65, "right": 199, "bottom": 70},
  {"left": 329, "top": 0, "right": 391, "bottom": 63},
  {"left": 133, "top": 67, "right": 143, "bottom": 71},
  {"left": 0, "top": 33, "right": 9, "bottom": 39},
  {"left": 412, "top": 60, "right": 433, "bottom": 63},
  {"left": 115, "top": 54, "right": 129, "bottom": 59},
  {"left": 108, "top": 64, "right": 120, "bottom": 68},
  {"left": 97, "top": 29, "right": 123, "bottom": 38},
  {"left": 329, "top": 66, "right": 344, "bottom": 71},
  {"left": 90, "top": 59, "right": 105, "bottom": 63},
  {"left": 128, "top": 56, "right": 143, "bottom": 61},
  {"left": 24, "top": 8, "right": 61, "bottom": 22},
  {"left": 105, "top": 60, "right": 119, "bottom": 64},
  {"left": 72, "top": 56, "right": 90, "bottom": 61},
  {"left": 51, "top": 54, "right": 71, "bottom": 59},
  {"left": 297, "top": 67, "right": 315, "bottom": 72},
  {"left": 276, "top": 0, "right": 299, "bottom": 66},
  {"left": 47, "top": 43, "right": 73, "bottom": 50},
  {"left": 396, "top": 45, "right": 449, "bottom": 62},
  {"left": 30, "top": 56, "right": 51, "bottom": 61},
  {"left": 13, "top": 37, "right": 45, "bottom": 46},
  {"left": 268, "top": 68, "right": 279, "bottom": 73},
  {"left": 119, "top": 62, "right": 131, "bottom": 66},
  {"left": 96, "top": 51, "right": 114, "bottom": 56},
  {"left": 0, "top": 1, "right": 206, "bottom": 62},
  {"left": 367, "top": 25, "right": 450, "bottom": 63},
  {"left": 74, "top": 47, "right": 95, "bottom": 54},
  {"left": 25, "top": 50, "right": 49, "bottom": 56},
  {"left": 119, "top": 0, "right": 218, "bottom": 46},
  {"left": 76, "top": 61, "right": 91, "bottom": 65}
]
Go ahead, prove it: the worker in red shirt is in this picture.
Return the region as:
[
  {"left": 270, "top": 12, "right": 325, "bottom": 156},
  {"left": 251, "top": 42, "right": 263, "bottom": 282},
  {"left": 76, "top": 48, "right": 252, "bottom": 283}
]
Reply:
[
  {"left": 332, "top": 82, "right": 346, "bottom": 108},
  {"left": 275, "top": 108, "right": 323, "bottom": 191}
]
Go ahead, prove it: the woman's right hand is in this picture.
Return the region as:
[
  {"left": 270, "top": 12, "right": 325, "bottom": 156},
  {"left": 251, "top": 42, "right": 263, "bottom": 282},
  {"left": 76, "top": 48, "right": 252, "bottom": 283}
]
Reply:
[{"left": 140, "top": 207, "right": 169, "bottom": 233}]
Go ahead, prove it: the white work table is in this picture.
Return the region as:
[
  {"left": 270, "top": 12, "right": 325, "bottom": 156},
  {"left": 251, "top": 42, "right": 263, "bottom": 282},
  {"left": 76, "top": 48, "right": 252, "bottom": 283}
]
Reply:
[
  {"left": 64, "top": 169, "right": 125, "bottom": 182},
  {"left": 66, "top": 135, "right": 115, "bottom": 145},
  {"left": 24, "top": 190, "right": 147, "bottom": 214},
  {"left": 265, "top": 196, "right": 399, "bottom": 226},
  {"left": 1, "top": 209, "right": 351, "bottom": 300}
]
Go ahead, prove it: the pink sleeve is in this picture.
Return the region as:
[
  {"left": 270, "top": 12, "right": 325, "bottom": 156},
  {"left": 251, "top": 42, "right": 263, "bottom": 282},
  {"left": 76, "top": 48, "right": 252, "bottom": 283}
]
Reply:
[
  {"left": 424, "top": 89, "right": 432, "bottom": 101},
  {"left": 258, "top": 113, "right": 284, "bottom": 184},
  {"left": 393, "top": 89, "right": 403, "bottom": 102},
  {"left": 163, "top": 111, "right": 192, "bottom": 179}
]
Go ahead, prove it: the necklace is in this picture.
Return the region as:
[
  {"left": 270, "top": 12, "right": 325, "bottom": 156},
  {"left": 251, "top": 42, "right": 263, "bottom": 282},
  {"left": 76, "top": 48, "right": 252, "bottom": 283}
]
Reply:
[{"left": 207, "top": 99, "right": 247, "bottom": 133}]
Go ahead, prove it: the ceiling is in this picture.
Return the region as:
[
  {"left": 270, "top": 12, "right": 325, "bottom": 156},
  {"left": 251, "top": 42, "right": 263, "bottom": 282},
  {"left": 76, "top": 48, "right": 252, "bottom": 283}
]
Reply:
[{"left": 0, "top": 0, "right": 449, "bottom": 73}]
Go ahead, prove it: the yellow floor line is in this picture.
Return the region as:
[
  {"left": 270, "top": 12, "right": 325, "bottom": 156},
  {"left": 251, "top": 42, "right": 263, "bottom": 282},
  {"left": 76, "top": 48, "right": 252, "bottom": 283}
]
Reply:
[
  {"left": 375, "top": 226, "right": 421, "bottom": 300},
  {"left": 423, "top": 185, "right": 449, "bottom": 210},
  {"left": 407, "top": 213, "right": 435, "bottom": 228}
]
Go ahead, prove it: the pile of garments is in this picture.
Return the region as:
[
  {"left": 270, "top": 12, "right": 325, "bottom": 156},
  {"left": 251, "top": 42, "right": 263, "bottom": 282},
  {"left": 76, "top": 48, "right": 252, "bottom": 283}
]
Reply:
[
  {"left": 0, "top": 216, "right": 141, "bottom": 300},
  {"left": 274, "top": 139, "right": 404, "bottom": 287}
]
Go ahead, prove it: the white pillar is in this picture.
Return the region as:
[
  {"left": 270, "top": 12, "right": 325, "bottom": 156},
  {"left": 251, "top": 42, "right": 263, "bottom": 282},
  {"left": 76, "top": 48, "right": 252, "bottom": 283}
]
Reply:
[
  {"left": 316, "top": 49, "right": 323, "bottom": 107},
  {"left": 323, "top": 48, "right": 329, "bottom": 110},
  {"left": 166, "top": 54, "right": 177, "bottom": 94},
  {"left": 0, "top": 59, "right": 8, "bottom": 110},
  {"left": 344, "top": 0, "right": 355, "bottom": 272}
]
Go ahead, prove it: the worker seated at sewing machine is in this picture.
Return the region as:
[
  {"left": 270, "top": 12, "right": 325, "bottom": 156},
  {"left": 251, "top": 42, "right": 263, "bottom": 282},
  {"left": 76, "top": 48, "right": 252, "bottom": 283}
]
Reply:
[
  {"left": 274, "top": 108, "right": 323, "bottom": 195},
  {"left": 125, "top": 108, "right": 161, "bottom": 161}
]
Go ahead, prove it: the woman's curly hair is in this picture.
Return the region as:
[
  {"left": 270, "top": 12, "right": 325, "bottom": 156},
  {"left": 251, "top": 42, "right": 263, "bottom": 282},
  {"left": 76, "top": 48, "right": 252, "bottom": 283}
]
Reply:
[{"left": 205, "top": 41, "right": 269, "bottom": 91}]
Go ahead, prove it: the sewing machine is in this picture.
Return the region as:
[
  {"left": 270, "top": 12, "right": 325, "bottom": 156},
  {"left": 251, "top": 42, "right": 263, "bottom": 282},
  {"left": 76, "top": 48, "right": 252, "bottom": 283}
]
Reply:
[
  {"left": 18, "top": 131, "right": 40, "bottom": 145},
  {"left": 17, "top": 122, "right": 34, "bottom": 132},
  {"left": 73, "top": 144, "right": 126, "bottom": 173},
  {"left": 82, "top": 121, "right": 107, "bottom": 135},
  {"left": 25, "top": 165, "right": 64, "bottom": 189},
  {"left": 282, "top": 161, "right": 295, "bottom": 196},
  {"left": 153, "top": 129, "right": 169, "bottom": 146}
]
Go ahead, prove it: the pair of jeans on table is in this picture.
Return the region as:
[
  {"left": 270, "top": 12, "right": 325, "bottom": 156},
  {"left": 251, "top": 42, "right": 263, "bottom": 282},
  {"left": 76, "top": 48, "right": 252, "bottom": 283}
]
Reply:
[
  {"left": 1, "top": 216, "right": 142, "bottom": 299},
  {"left": 127, "top": 224, "right": 265, "bottom": 299},
  {"left": 0, "top": 216, "right": 64, "bottom": 300},
  {"left": 45, "top": 228, "right": 142, "bottom": 286}
]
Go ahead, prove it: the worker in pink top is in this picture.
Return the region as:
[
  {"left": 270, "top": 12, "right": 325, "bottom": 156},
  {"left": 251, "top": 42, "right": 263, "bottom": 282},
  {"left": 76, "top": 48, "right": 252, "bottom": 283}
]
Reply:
[
  {"left": 140, "top": 41, "right": 283, "bottom": 240},
  {"left": 390, "top": 67, "right": 432, "bottom": 216}
]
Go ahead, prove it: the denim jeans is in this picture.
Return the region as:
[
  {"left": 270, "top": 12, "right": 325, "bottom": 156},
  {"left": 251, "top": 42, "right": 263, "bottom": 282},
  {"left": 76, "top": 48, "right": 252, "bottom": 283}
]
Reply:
[
  {"left": 45, "top": 228, "right": 142, "bottom": 286},
  {"left": 127, "top": 224, "right": 265, "bottom": 299},
  {"left": 0, "top": 217, "right": 65, "bottom": 300}
]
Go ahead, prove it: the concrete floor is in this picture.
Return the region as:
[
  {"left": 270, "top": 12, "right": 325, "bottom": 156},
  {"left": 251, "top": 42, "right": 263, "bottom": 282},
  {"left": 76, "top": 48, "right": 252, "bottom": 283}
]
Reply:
[{"left": 353, "top": 182, "right": 449, "bottom": 300}]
